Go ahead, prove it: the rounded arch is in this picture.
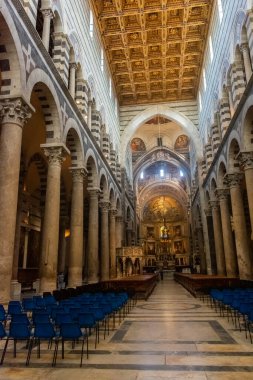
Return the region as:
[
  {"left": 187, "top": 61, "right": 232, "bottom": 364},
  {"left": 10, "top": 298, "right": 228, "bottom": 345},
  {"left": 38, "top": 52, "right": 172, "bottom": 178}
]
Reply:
[
  {"left": 99, "top": 173, "right": 108, "bottom": 201},
  {"left": 26, "top": 69, "right": 63, "bottom": 141},
  {"left": 241, "top": 94, "right": 253, "bottom": 150},
  {"left": 85, "top": 152, "right": 99, "bottom": 188},
  {"left": 217, "top": 160, "right": 227, "bottom": 187},
  {"left": 121, "top": 104, "right": 202, "bottom": 162},
  {"left": 64, "top": 121, "right": 85, "bottom": 168},
  {"left": 0, "top": 9, "right": 26, "bottom": 97},
  {"left": 210, "top": 177, "right": 217, "bottom": 199},
  {"left": 68, "top": 30, "right": 81, "bottom": 64},
  {"left": 227, "top": 137, "right": 241, "bottom": 172}
]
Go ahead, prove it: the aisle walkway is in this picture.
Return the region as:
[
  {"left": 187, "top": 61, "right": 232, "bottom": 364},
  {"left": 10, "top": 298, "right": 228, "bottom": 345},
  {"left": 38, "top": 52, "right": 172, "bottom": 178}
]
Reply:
[{"left": 2, "top": 273, "right": 253, "bottom": 380}]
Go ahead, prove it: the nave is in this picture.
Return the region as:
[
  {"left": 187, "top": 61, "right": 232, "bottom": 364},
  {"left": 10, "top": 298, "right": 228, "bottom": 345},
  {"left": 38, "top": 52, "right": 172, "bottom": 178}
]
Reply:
[{"left": 1, "top": 274, "right": 253, "bottom": 380}]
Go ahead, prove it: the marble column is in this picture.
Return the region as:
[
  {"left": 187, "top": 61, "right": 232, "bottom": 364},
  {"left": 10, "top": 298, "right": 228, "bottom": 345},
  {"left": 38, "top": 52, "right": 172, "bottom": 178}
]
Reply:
[
  {"left": 69, "top": 63, "right": 77, "bottom": 99},
  {"left": 116, "top": 216, "right": 123, "bottom": 249},
  {"left": 241, "top": 43, "right": 253, "bottom": 83},
  {"left": 196, "top": 226, "right": 207, "bottom": 274},
  {"left": 239, "top": 151, "right": 253, "bottom": 240},
  {"left": 99, "top": 201, "right": 110, "bottom": 281},
  {"left": 87, "top": 100, "right": 92, "bottom": 130},
  {"left": 41, "top": 9, "right": 53, "bottom": 52},
  {"left": 87, "top": 188, "right": 100, "bottom": 283},
  {"left": 58, "top": 216, "right": 68, "bottom": 274},
  {"left": 215, "top": 188, "right": 238, "bottom": 276},
  {"left": 110, "top": 208, "right": 117, "bottom": 278},
  {"left": 209, "top": 200, "right": 226, "bottom": 275},
  {"left": 227, "top": 85, "right": 235, "bottom": 118},
  {"left": 39, "top": 144, "right": 68, "bottom": 292},
  {"left": 0, "top": 98, "right": 31, "bottom": 302},
  {"left": 68, "top": 168, "right": 86, "bottom": 287},
  {"left": 226, "top": 173, "right": 252, "bottom": 279}
]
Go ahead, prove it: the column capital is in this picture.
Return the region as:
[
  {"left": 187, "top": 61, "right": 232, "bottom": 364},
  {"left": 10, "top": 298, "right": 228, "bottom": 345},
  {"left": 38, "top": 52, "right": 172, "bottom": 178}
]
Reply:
[
  {"left": 238, "top": 151, "right": 253, "bottom": 170},
  {"left": 41, "top": 8, "right": 53, "bottom": 19},
  {"left": 69, "top": 62, "right": 78, "bottom": 70},
  {"left": 240, "top": 43, "right": 249, "bottom": 53},
  {"left": 99, "top": 201, "right": 110, "bottom": 212},
  {"left": 87, "top": 187, "right": 100, "bottom": 198},
  {"left": 110, "top": 208, "right": 118, "bottom": 217},
  {"left": 70, "top": 167, "right": 87, "bottom": 183},
  {"left": 204, "top": 207, "right": 212, "bottom": 217},
  {"left": 224, "top": 172, "right": 244, "bottom": 188},
  {"left": 215, "top": 187, "right": 230, "bottom": 201},
  {"left": 209, "top": 200, "right": 219, "bottom": 210},
  {"left": 40, "top": 143, "right": 69, "bottom": 167},
  {"left": 0, "top": 97, "right": 32, "bottom": 127}
]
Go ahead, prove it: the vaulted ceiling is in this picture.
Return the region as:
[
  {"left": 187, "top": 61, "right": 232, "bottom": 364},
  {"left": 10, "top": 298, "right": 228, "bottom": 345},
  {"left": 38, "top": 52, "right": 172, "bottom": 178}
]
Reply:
[{"left": 92, "top": 0, "right": 214, "bottom": 106}]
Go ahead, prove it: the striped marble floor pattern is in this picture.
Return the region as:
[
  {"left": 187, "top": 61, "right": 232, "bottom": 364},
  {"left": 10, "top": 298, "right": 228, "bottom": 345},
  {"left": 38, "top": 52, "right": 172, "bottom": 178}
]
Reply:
[{"left": 1, "top": 272, "right": 253, "bottom": 380}]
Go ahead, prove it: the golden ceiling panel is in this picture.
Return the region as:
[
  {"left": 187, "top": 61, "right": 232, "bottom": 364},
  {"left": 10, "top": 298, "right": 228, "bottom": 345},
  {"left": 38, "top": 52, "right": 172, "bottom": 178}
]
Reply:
[{"left": 92, "top": 0, "right": 213, "bottom": 105}]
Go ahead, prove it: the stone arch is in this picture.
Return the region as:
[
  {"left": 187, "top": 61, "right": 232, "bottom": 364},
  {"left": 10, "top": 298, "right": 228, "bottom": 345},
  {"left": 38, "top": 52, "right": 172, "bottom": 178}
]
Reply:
[
  {"left": 109, "top": 186, "right": 116, "bottom": 209},
  {"left": 86, "top": 152, "right": 99, "bottom": 188},
  {"left": 99, "top": 171, "right": 109, "bottom": 201},
  {"left": 68, "top": 31, "right": 81, "bottom": 64},
  {"left": 210, "top": 177, "right": 217, "bottom": 199},
  {"left": 64, "top": 119, "right": 85, "bottom": 167},
  {"left": 232, "top": 10, "right": 247, "bottom": 60},
  {"left": 26, "top": 69, "right": 63, "bottom": 142},
  {"left": 227, "top": 137, "right": 241, "bottom": 172},
  {"left": 87, "top": 74, "right": 97, "bottom": 102},
  {"left": 121, "top": 104, "right": 202, "bottom": 162},
  {"left": 241, "top": 96, "right": 253, "bottom": 151},
  {"left": 0, "top": 10, "right": 26, "bottom": 97},
  {"left": 217, "top": 160, "right": 227, "bottom": 187}
]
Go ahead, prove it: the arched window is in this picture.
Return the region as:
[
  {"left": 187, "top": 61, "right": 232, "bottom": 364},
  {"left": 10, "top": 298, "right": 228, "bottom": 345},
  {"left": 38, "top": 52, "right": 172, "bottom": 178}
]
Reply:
[
  {"left": 217, "top": 0, "right": 223, "bottom": 23},
  {"left": 101, "top": 48, "right": 104, "bottom": 72},
  {"left": 209, "top": 35, "right": 213, "bottom": 62},
  {"left": 89, "top": 9, "right": 94, "bottom": 38}
]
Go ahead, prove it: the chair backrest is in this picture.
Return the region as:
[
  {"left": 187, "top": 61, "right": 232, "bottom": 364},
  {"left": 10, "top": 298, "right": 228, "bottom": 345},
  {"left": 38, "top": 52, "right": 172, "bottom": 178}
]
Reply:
[
  {"left": 0, "top": 322, "right": 6, "bottom": 339},
  {"left": 8, "top": 303, "right": 22, "bottom": 315},
  {"left": 0, "top": 304, "right": 6, "bottom": 321},
  {"left": 78, "top": 313, "right": 95, "bottom": 327},
  {"left": 11, "top": 313, "right": 30, "bottom": 326},
  {"left": 60, "top": 323, "right": 83, "bottom": 339},
  {"left": 33, "top": 314, "right": 51, "bottom": 324},
  {"left": 34, "top": 322, "right": 56, "bottom": 339},
  {"left": 9, "top": 322, "right": 31, "bottom": 339},
  {"left": 55, "top": 313, "right": 73, "bottom": 326}
]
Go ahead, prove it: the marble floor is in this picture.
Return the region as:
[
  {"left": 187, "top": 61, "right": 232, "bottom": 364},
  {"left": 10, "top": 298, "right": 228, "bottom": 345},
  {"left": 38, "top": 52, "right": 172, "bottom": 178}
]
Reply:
[{"left": 1, "top": 272, "right": 253, "bottom": 380}]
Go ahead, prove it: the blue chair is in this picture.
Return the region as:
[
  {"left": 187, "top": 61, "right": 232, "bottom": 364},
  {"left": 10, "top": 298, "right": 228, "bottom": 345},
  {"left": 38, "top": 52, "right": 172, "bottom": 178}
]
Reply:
[
  {"left": 0, "top": 305, "right": 6, "bottom": 325},
  {"left": 78, "top": 312, "right": 97, "bottom": 353},
  {"left": 26, "top": 322, "right": 56, "bottom": 365},
  {"left": 52, "top": 322, "right": 87, "bottom": 367},
  {"left": 7, "top": 302, "right": 22, "bottom": 316},
  {"left": 11, "top": 313, "right": 31, "bottom": 326},
  {"left": 0, "top": 322, "right": 31, "bottom": 365}
]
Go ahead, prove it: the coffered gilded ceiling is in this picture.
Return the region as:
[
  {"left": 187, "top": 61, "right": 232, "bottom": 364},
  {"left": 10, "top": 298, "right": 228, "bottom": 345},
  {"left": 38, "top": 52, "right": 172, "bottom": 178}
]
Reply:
[{"left": 92, "top": 0, "right": 214, "bottom": 106}]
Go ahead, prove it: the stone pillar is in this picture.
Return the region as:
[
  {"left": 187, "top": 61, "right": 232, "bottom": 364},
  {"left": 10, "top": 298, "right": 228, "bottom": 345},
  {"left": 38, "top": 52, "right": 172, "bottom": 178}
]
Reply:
[
  {"left": 99, "top": 201, "right": 110, "bottom": 281},
  {"left": 226, "top": 173, "right": 252, "bottom": 279},
  {"left": 209, "top": 200, "right": 226, "bottom": 275},
  {"left": 216, "top": 188, "right": 238, "bottom": 276},
  {"left": 196, "top": 226, "right": 207, "bottom": 274},
  {"left": 110, "top": 208, "right": 117, "bottom": 278},
  {"left": 87, "top": 100, "right": 92, "bottom": 130},
  {"left": 87, "top": 188, "right": 100, "bottom": 283},
  {"left": 116, "top": 216, "right": 123, "bottom": 248},
  {"left": 239, "top": 151, "right": 253, "bottom": 240},
  {"left": 241, "top": 43, "right": 253, "bottom": 83},
  {"left": 39, "top": 144, "right": 68, "bottom": 292},
  {"left": 227, "top": 85, "right": 235, "bottom": 118},
  {"left": 58, "top": 216, "right": 68, "bottom": 274},
  {"left": 69, "top": 63, "right": 77, "bottom": 99},
  {"left": 41, "top": 9, "right": 53, "bottom": 52},
  {"left": 68, "top": 168, "right": 86, "bottom": 287},
  {"left": 0, "top": 98, "right": 31, "bottom": 302}
]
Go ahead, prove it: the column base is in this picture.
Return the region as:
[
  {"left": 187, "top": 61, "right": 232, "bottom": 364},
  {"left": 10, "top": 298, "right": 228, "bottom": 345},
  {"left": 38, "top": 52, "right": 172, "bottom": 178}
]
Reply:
[
  {"left": 40, "top": 277, "right": 57, "bottom": 294},
  {"left": 10, "top": 280, "right": 21, "bottom": 300},
  {"left": 33, "top": 278, "right": 40, "bottom": 294}
]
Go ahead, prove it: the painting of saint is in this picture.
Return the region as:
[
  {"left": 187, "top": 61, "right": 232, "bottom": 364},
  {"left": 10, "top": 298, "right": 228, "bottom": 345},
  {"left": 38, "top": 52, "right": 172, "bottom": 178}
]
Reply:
[
  {"left": 131, "top": 138, "right": 146, "bottom": 152},
  {"left": 174, "top": 134, "right": 189, "bottom": 150}
]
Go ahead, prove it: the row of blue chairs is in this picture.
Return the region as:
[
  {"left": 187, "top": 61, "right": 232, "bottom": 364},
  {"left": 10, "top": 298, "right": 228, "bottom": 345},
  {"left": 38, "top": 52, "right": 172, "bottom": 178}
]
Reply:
[
  {"left": 205, "top": 288, "right": 253, "bottom": 343},
  {"left": 0, "top": 290, "right": 132, "bottom": 366}
]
